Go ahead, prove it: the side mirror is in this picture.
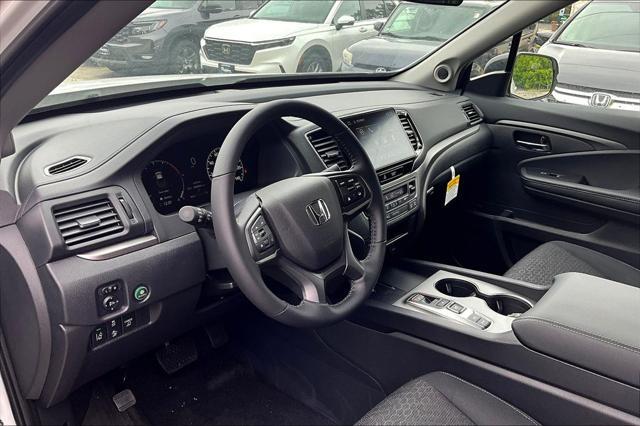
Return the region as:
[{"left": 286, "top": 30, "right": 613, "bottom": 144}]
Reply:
[
  {"left": 335, "top": 15, "right": 356, "bottom": 30},
  {"left": 509, "top": 53, "right": 558, "bottom": 100},
  {"left": 373, "top": 21, "right": 384, "bottom": 32}
]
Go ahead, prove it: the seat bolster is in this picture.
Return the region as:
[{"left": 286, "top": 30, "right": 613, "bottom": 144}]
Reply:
[
  {"left": 504, "top": 241, "right": 640, "bottom": 288},
  {"left": 427, "top": 372, "right": 539, "bottom": 426},
  {"left": 356, "top": 372, "right": 538, "bottom": 426}
]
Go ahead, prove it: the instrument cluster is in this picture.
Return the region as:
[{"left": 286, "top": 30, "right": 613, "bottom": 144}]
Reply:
[{"left": 141, "top": 138, "right": 257, "bottom": 215}]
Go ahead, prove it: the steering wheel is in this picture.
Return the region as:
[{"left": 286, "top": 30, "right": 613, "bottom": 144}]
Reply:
[{"left": 210, "top": 100, "right": 386, "bottom": 328}]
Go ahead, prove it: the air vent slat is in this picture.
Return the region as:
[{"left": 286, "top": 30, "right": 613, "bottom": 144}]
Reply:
[
  {"left": 45, "top": 156, "right": 90, "bottom": 176},
  {"left": 52, "top": 199, "right": 111, "bottom": 217},
  {"left": 396, "top": 110, "right": 423, "bottom": 152},
  {"left": 306, "top": 130, "right": 350, "bottom": 171},
  {"left": 54, "top": 204, "right": 115, "bottom": 224},
  {"left": 461, "top": 103, "right": 482, "bottom": 125},
  {"left": 53, "top": 197, "right": 124, "bottom": 248},
  {"left": 60, "top": 218, "right": 122, "bottom": 238},
  {"left": 64, "top": 224, "right": 125, "bottom": 246}
]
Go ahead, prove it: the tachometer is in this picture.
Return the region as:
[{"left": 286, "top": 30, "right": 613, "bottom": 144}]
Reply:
[
  {"left": 141, "top": 160, "right": 185, "bottom": 213},
  {"left": 206, "top": 147, "right": 245, "bottom": 183}
]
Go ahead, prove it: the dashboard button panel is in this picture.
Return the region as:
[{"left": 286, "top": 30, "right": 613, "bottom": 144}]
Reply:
[
  {"left": 90, "top": 307, "right": 150, "bottom": 349},
  {"left": 383, "top": 179, "right": 418, "bottom": 223}
]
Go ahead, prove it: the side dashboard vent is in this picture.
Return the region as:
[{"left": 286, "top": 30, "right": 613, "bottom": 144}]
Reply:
[
  {"left": 306, "top": 130, "right": 350, "bottom": 171},
  {"left": 461, "top": 103, "right": 482, "bottom": 125},
  {"left": 45, "top": 156, "right": 91, "bottom": 176},
  {"left": 53, "top": 198, "right": 124, "bottom": 248},
  {"left": 396, "top": 110, "right": 423, "bottom": 152}
]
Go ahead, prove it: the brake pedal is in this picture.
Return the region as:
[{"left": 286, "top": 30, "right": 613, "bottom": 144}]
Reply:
[{"left": 155, "top": 336, "right": 198, "bottom": 375}]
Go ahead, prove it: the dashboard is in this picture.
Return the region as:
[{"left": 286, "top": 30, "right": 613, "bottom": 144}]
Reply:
[
  {"left": 1, "top": 82, "right": 489, "bottom": 408},
  {"left": 141, "top": 136, "right": 258, "bottom": 215}
]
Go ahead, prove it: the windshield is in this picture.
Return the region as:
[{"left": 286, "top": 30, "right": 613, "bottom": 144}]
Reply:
[
  {"left": 39, "top": 0, "right": 504, "bottom": 111},
  {"left": 252, "top": 0, "right": 334, "bottom": 24},
  {"left": 555, "top": 1, "right": 640, "bottom": 52},
  {"left": 382, "top": 2, "right": 496, "bottom": 41},
  {"left": 150, "top": 0, "right": 197, "bottom": 9}
]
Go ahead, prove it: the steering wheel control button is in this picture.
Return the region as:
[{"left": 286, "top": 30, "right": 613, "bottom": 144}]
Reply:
[
  {"left": 133, "top": 285, "right": 150, "bottom": 303},
  {"left": 333, "top": 176, "right": 367, "bottom": 207},
  {"left": 447, "top": 302, "right": 466, "bottom": 314},
  {"left": 250, "top": 215, "right": 275, "bottom": 253},
  {"left": 91, "top": 325, "right": 107, "bottom": 348},
  {"left": 107, "top": 317, "right": 123, "bottom": 340}
]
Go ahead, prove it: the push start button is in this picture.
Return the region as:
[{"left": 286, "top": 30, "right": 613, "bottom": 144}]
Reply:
[{"left": 133, "top": 285, "right": 150, "bottom": 303}]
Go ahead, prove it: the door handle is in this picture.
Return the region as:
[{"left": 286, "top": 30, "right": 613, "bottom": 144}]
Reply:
[
  {"left": 359, "top": 27, "right": 368, "bottom": 33},
  {"left": 515, "top": 140, "right": 550, "bottom": 151},
  {"left": 514, "top": 133, "right": 551, "bottom": 152}
]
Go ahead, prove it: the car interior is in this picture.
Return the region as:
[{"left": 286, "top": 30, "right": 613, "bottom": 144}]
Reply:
[{"left": 0, "top": 0, "right": 639, "bottom": 425}]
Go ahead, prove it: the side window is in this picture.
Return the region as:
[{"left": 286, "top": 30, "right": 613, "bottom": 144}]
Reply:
[
  {"left": 334, "top": 0, "right": 363, "bottom": 22},
  {"left": 363, "top": 0, "right": 386, "bottom": 20},
  {"left": 471, "top": 1, "right": 640, "bottom": 112}
]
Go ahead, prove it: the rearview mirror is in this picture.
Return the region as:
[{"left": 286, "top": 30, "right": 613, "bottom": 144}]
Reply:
[
  {"left": 510, "top": 53, "right": 558, "bottom": 100},
  {"left": 336, "top": 15, "right": 356, "bottom": 30},
  {"left": 373, "top": 22, "right": 384, "bottom": 32}
]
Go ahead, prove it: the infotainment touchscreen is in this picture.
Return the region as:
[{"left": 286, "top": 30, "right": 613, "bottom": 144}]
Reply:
[{"left": 343, "top": 109, "right": 416, "bottom": 170}]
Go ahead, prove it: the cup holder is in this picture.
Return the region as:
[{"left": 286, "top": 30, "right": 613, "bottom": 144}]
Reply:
[
  {"left": 435, "top": 279, "right": 477, "bottom": 298},
  {"left": 434, "top": 279, "right": 532, "bottom": 317},
  {"left": 486, "top": 296, "right": 532, "bottom": 317}
]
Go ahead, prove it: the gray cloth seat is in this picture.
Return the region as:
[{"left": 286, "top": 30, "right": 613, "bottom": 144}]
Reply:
[
  {"left": 356, "top": 372, "right": 538, "bottom": 426},
  {"left": 504, "top": 241, "right": 640, "bottom": 288}
]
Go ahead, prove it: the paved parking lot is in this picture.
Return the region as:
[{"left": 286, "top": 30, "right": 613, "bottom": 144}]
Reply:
[{"left": 64, "top": 63, "right": 119, "bottom": 83}]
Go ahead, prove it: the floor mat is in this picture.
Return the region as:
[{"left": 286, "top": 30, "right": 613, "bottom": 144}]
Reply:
[{"left": 122, "top": 348, "right": 336, "bottom": 426}]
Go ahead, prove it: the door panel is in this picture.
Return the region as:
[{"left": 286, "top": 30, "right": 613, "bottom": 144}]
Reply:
[{"left": 463, "top": 94, "right": 640, "bottom": 270}]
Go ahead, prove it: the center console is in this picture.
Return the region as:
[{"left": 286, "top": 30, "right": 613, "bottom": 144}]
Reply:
[
  {"left": 357, "top": 260, "right": 640, "bottom": 421},
  {"left": 394, "top": 270, "right": 534, "bottom": 333}
]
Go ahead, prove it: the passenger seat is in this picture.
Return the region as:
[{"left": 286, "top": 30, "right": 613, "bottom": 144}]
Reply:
[{"left": 504, "top": 241, "right": 640, "bottom": 288}]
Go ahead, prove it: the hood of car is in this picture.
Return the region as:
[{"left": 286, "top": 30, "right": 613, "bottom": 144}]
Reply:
[
  {"left": 133, "top": 7, "right": 187, "bottom": 21},
  {"left": 204, "top": 18, "right": 320, "bottom": 42},
  {"left": 540, "top": 43, "right": 640, "bottom": 94},
  {"left": 348, "top": 36, "right": 440, "bottom": 70}
]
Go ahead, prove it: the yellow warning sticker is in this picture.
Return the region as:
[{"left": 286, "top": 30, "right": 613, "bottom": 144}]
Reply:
[{"left": 445, "top": 175, "right": 460, "bottom": 206}]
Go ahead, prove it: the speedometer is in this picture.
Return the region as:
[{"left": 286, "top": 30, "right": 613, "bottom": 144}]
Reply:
[{"left": 206, "top": 147, "right": 245, "bottom": 183}]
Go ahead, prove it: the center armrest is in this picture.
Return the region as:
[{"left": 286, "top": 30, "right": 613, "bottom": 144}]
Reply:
[{"left": 512, "top": 273, "right": 640, "bottom": 387}]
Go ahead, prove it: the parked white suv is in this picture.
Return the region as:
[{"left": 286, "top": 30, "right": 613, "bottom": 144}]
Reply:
[{"left": 200, "top": 0, "right": 397, "bottom": 74}]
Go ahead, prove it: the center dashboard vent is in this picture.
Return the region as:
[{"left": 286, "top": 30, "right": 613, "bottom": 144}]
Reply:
[
  {"left": 306, "top": 130, "right": 350, "bottom": 171},
  {"left": 45, "top": 156, "right": 91, "bottom": 176},
  {"left": 461, "top": 103, "right": 482, "bottom": 126},
  {"left": 53, "top": 197, "right": 124, "bottom": 248},
  {"left": 396, "top": 110, "right": 423, "bottom": 152}
]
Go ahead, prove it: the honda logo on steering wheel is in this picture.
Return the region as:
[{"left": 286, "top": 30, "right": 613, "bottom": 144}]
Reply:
[{"left": 306, "top": 199, "right": 331, "bottom": 226}]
